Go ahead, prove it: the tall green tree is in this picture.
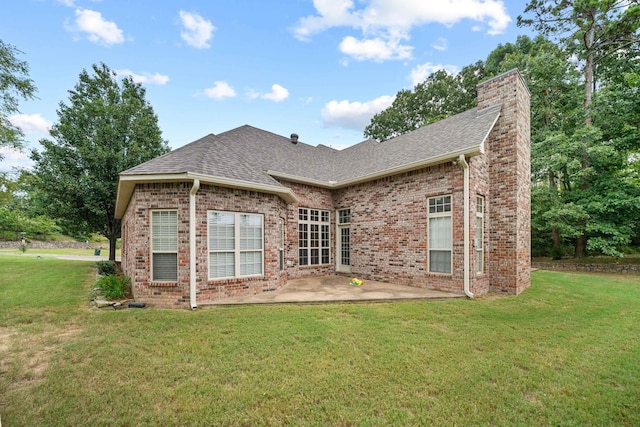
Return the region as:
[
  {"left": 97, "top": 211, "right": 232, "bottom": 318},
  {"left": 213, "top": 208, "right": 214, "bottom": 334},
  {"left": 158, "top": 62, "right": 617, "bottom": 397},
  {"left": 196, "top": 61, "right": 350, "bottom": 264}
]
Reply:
[
  {"left": 0, "top": 39, "right": 37, "bottom": 158},
  {"left": 364, "top": 62, "right": 485, "bottom": 141},
  {"left": 31, "top": 63, "right": 170, "bottom": 260},
  {"left": 519, "top": 0, "right": 639, "bottom": 123},
  {"left": 519, "top": 0, "right": 640, "bottom": 256}
]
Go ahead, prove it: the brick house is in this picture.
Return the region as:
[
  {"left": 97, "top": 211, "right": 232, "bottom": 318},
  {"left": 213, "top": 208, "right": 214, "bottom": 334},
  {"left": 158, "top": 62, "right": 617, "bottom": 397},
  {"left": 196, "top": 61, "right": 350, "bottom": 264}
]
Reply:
[{"left": 115, "top": 69, "right": 531, "bottom": 308}]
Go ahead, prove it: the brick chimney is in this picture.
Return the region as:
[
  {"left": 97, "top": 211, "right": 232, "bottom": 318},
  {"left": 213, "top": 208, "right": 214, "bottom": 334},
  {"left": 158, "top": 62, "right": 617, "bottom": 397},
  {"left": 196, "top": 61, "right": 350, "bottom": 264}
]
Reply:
[{"left": 477, "top": 69, "right": 531, "bottom": 294}]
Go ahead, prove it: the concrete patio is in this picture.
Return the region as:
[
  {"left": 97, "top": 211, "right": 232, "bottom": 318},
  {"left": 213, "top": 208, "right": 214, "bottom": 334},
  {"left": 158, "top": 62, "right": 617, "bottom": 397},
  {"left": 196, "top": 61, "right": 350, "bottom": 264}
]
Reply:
[{"left": 208, "top": 275, "right": 464, "bottom": 306}]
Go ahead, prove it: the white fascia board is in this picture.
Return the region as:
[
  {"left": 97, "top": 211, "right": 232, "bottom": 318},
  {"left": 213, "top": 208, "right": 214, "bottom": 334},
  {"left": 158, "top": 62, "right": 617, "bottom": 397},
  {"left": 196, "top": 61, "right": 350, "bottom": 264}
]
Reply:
[
  {"left": 478, "top": 110, "right": 501, "bottom": 154},
  {"left": 185, "top": 172, "right": 299, "bottom": 203},
  {"left": 265, "top": 170, "right": 334, "bottom": 188}
]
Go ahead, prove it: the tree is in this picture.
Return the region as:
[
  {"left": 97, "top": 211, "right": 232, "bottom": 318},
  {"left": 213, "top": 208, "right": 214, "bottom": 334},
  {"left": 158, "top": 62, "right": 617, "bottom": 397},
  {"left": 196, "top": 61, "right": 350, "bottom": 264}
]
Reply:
[
  {"left": 518, "top": 0, "right": 640, "bottom": 256},
  {"left": 0, "top": 170, "right": 60, "bottom": 240},
  {"left": 364, "top": 62, "right": 485, "bottom": 141},
  {"left": 0, "top": 39, "right": 37, "bottom": 158},
  {"left": 31, "top": 63, "right": 170, "bottom": 260},
  {"left": 519, "top": 0, "right": 639, "bottom": 123}
]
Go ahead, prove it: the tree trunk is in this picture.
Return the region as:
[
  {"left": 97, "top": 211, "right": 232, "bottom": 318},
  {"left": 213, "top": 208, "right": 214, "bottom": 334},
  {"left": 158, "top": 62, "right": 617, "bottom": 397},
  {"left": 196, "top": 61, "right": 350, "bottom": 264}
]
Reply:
[
  {"left": 583, "top": 15, "right": 595, "bottom": 126},
  {"left": 575, "top": 231, "right": 587, "bottom": 258},
  {"left": 552, "top": 227, "right": 561, "bottom": 252},
  {"left": 109, "top": 235, "right": 117, "bottom": 262},
  {"left": 548, "top": 171, "right": 562, "bottom": 258},
  {"left": 106, "top": 216, "right": 120, "bottom": 262},
  {"left": 574, "top": 14, "right": 595, "bottom": 258}
]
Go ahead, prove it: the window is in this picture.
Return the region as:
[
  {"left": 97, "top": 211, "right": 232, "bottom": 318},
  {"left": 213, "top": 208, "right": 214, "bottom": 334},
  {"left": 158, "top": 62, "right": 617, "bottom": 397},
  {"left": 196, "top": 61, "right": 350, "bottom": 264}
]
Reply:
[
  {"left": 279, "top": 218, "right": 285, "bottom": 271},
  {"left": 338, "top": 209, "right": 351, "bottom": 225},
  {"left": 151, "top": 210, "right": 178, "bottom": 281},
  {"left": 208, "top": 211, "right": 263, "bottom": 279},
  {"left": 476, "top": 196, "right": 484, "bottom": 274},
  {"left": 338, "top": 209, "right": 351, "bottom": 267},
  {"left": 298, "top": 208, "right": 330, "bottom": 266},
  {"left": 428, "top": 195, "right": 452, "bottom": 274}
]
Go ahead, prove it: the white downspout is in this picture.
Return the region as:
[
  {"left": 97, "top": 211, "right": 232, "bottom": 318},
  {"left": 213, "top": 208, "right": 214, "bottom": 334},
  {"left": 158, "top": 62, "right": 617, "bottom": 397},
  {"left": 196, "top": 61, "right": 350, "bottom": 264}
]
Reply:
[
  {"left": 458, "top": 155, "right": 474, "bottom": 298},
  {"left": 189, "top": 179, "right": 200, "bottom": 309}
]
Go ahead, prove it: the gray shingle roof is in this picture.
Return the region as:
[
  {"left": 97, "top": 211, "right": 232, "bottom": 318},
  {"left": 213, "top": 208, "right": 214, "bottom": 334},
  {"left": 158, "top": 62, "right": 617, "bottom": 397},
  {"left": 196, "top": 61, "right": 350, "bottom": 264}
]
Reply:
[{"left": 120, "top": 104, "right": 501, "bottom": 188}]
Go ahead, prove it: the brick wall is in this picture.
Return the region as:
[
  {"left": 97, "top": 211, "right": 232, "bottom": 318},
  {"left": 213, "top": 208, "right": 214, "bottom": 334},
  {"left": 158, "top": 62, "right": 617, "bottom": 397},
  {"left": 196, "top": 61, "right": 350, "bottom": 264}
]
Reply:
[
  {"left": 468, "top": 154, "right": 491, "bottom": 295},
  {"left": 194, "top": 184, "right": 288, "bottom": 303},
  {"left": 121, "top": 182, "right": 289, "bottom": 308},
  {"left": 477, "top": 69, "right": 531, "bottom": 294},
  {"left": 332, "top": 163, "right": 466, "bottom": 294},
  {"left": 121, "top": 182, "right": 192, "bottom": 308}
]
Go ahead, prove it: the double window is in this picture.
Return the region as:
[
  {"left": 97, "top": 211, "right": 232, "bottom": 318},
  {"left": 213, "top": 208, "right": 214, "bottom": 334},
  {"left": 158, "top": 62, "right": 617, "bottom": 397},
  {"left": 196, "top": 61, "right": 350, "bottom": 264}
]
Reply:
[
  {"left": 151, "top": 210, "right": 178, "bottom": 281},
  {"left": 208, "top": 211, "right": 263, "bottom": 279},
  {"left": 298, "top": 208, "right": 330, "bottom": 266},
  {"left": 428, "top": 195, "right": 452, "bottom": 274}
]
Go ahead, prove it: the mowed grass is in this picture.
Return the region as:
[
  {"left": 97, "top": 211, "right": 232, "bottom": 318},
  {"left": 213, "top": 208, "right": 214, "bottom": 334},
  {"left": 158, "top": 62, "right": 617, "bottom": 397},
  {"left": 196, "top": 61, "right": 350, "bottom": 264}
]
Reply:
[{"left": 1, "top": 258, "right": 639, "bottom": 426}]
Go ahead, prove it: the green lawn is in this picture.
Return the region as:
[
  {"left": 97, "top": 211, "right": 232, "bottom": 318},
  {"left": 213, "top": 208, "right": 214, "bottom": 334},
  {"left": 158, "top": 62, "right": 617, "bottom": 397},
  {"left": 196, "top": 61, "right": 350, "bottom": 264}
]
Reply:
[{"left": 1, "top": 258, "right": 639, "bottom": 426}]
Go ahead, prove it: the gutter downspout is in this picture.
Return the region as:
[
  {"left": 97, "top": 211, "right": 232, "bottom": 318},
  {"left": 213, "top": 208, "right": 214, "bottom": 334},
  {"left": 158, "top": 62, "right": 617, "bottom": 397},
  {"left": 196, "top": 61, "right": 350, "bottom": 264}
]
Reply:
[
  {"left": 458, "top": 155, "right": 474, "bottom": 298},
  {"left": 189, "top": 179, "right": 200, "bottom": 309}
]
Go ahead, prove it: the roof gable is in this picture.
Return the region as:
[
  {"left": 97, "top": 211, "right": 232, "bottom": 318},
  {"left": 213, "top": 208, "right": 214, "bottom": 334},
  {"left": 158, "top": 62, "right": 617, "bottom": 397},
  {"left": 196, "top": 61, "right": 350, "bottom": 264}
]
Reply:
[
  {"left": 120, "top": 105, "right": 501, "bottom": 186},
  {"left": 116, "top": 105, "right": 501, "bottom": 217}
]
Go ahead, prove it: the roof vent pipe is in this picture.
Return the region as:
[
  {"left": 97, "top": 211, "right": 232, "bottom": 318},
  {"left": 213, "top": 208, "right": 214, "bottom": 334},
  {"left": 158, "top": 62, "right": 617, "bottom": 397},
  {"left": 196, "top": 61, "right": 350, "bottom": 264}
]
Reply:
[{"left": 290, "top": 133, "right": 299, "bottom": 144}]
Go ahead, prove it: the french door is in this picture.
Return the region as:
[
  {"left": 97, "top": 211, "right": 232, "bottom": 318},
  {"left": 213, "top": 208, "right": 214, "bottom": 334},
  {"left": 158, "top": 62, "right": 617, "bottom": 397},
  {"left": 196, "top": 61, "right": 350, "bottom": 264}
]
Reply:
[{"left": 337, "top": 209, "right": 351, "bottom": 273}]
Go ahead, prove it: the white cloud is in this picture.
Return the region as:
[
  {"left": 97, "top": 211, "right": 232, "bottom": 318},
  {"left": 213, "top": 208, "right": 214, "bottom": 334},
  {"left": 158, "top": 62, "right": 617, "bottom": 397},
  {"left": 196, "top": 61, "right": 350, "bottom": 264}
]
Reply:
[
  {"left": 432, "top": 37, "right": 448, "bottom": 51},
  {"left": 8, "top": 114, "right": 52, "bottom": 135},
  {"left": 246, "top": 84, "right": 290, "bottom": 102},
  {"left": 293, "top": 0, "right": 511, "bottom": 60},
  {"left": 0, "top": 147, "right": 33, "bottom": 172},
  {"left": 245, "top": 88, "right": 260, "bottom": 100},
  {"left": 262, "top": 84, "right": 289, "bottom": 102},
  {"left": 321, "top": 95, "right": 395, "bottom": 131},
  {"left": 409, "top": 62, "right": 460, "bottom": 87},
  {"left": 115, "top": 69, "right": 169, "bottom": 85},
  {"left": 339, "top": 35, "right": 412, "bottom": 61},
  {"left": 203, "top": 81, "right": 236, "bottom": 99},
  {"left": 72, "top": 8, "right": 124, "bottom": 45},
  {"left": 179, "top": 10, "right": 215, "bottom": 49}
]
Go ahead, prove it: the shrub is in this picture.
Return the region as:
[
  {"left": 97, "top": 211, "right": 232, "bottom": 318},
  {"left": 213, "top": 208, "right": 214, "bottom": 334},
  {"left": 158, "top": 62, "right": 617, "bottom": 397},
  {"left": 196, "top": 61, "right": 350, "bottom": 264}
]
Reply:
[
  {"left": 549, "top": 246, "right": 565, "bottom": 260},
  {"left": 96, "top": 275, "right": 130, "bottom": 300},
  {"left": 96, "top": 260, "right": 116, "bottom": 276}
]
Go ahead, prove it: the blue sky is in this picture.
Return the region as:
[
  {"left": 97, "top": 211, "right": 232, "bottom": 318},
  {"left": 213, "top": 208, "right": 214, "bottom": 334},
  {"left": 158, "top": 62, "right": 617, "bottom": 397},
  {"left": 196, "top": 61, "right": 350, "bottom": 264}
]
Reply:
[{"left": 1, "top": 0, "right": 531, "bottom": 172}]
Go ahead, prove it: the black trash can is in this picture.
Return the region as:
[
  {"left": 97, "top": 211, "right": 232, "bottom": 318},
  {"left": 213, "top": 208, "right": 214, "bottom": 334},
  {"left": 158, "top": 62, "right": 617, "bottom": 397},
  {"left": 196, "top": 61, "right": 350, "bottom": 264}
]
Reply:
[{"left": 94, "top": 249, "right": 101, "bottom": 256}]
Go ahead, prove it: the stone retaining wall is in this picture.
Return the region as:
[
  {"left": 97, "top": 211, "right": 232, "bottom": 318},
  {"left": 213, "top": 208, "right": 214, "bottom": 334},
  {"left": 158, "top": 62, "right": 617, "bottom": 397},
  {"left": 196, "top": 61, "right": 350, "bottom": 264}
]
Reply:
[
  {"left": 0, "top": 241, "right": 96, "bottom": 249},
  {"left": 533, "top": 262, "right": 640, "bottom": 275}
]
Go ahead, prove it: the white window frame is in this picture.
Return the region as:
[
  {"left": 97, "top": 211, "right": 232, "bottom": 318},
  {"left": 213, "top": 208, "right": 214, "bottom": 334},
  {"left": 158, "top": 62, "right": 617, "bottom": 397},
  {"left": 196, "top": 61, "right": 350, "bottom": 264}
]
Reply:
[
  {"left": 476, "top": 196, "right": 485, "bottom": 274},
  {"left": 151, "top": 209, "right": 178, "bottom": 282},
  {"left": 428, "top": 195, "right": 452, "bottom": 274},
  {"left": 208, "top": 211, "right": 264, "bottom": 280},
  {"left": 337, "top": 208, "right": 351, "bottom": 271},
  {"left": 298, "top": 208, "right": 330, "bottom": 266},
  {"left": 279, "top": 218, "right": 285, "bottom": 271}
]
